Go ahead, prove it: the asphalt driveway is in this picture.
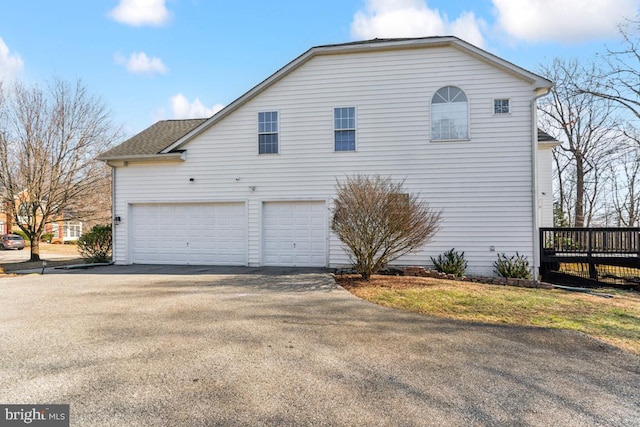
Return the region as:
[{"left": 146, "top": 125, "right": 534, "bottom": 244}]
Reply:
[{"left": 0, "top": 266, "right": 638, "bottom": 426}]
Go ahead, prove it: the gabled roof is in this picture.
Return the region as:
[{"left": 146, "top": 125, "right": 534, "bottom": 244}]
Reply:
[
  {"left": 97, "top": 119, "right": 207, "bottom": 161},
  {"left": 99, "top": 36, "right": 553, "bottom": 161}
]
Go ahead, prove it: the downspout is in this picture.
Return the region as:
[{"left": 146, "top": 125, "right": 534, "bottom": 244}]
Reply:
[
  {"left": 109, "top": 163, "right": 116, "bottom": 264},
  {"left": 531, "top": 86, "right": 552, "bottom": 282}
]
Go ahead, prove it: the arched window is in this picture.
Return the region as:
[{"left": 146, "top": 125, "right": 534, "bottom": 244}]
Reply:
[{"left": 431, "top": 86, "right": 468, "bottom": 140}]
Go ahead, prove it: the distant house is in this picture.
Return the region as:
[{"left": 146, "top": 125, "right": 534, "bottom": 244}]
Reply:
[
  {"left": 0, "top": 200, "right": 11, "bottom": 235},
  {"left": 99, "top": 36, "right": 555, "bottom": 276},
  {"left": 44, "top": 219, "right": 83, "bottom": 243},
  {"left": 0, "top": 188, "right": 83, "bottom": 242}
]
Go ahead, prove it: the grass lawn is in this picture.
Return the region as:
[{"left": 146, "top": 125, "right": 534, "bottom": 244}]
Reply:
[{"left": 336, "top": 275, "right": 640, "bottom": 356}]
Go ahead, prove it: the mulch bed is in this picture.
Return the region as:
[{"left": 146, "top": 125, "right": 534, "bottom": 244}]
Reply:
[{"left": 335, "top": 274, "right": 448, "bottom": 290}]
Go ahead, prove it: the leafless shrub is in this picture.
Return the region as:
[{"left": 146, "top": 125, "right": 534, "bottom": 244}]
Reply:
[{"left": 331, "top": 175, "right": 441, "bottom": 280}]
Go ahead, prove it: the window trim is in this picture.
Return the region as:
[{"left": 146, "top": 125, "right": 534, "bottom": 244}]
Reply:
[
  {"left": 493, "top": 98, "right": 511, "bottom": 115},
  {"left": 51, "top": 222, "right": 60, "bottom": 238},
  {"left": 430, "top": 86, "right": 470, "bottom": 142},
  {"left": 333, "top": 106, "right": 357, "bottom": 152},
  {"left": 257, "top": 110, "right": 279, "bottom": 155},
  {"left": 63, "top": 220, "right": 82, "bottom": 240}
]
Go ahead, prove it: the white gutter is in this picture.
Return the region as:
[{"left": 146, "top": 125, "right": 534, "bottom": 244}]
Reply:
[
  {"left": 111, "top": 165, "right": 116, "bottom": 263},
  {"left": 99, "top": 152, "right": 186, "bottom": 166}
]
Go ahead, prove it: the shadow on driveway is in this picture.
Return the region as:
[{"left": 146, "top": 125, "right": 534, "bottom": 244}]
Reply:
[
  {"left": 50, "top": 263, "right": 333, "bottom": 276},
  {"left": 0, "top": 266, "right": 638, "bottom": 426}
]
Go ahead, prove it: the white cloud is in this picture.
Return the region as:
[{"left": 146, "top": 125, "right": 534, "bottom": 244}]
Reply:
[
  {"left": 350, "top": 0, "right": 487, "bottom": 48},
  {"left": 115, "top": 51, "right": 168, "bottom": 75},
  {"left": 493, "top": 0, "right": 640, "bottom": 43},
  {"left": 170, "top": 94, "right": 224, "bottom": 119},
  {"left": 0, "top": 37, "right": 24, "bottom": 82},
  {"left": 109, "top": 0, "right": 171, "bottom": 27}
]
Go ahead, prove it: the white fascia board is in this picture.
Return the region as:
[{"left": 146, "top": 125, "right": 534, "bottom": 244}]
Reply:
[
  {"left": 100, "top": 152, "right": 186, "bottom": 166},
  {"left": 538, "top": 140, "right": 561, "bottom": 149},
  {"left": 448, "top": 40, "right": 552, "bottom": 91},
  {"left": 160, "top": 48, "right": 318, "bottom": 154}
]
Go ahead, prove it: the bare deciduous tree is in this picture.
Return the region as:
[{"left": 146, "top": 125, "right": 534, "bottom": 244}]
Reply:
[
  {"left": 538, "top": 58, "right": 618, "bottom": 227},
  {"left": 582, "top": 18, "right": 640, "bottom": 121},
  {"left": 331, "top": 175, "right": 441, "bottom": 280},
  {"left": 609, "top": 126, "right": 640, "bottom": 226},
  {"left": 0, "top": 78, "right": 120, "bottom": 261}
]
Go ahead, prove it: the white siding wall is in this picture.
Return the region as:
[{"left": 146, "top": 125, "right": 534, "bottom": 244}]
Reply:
[
  {"left": 113, "top": 46, "right": 541, "bottom": 275},
  {"left": 537, "top": 146, "right": 555, "bottom": 227}
]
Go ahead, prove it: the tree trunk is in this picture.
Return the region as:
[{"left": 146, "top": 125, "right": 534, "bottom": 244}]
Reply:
[
  {"left": 629, "top": 181, "right": 636, "bottom": 227},
  {"left": 574, "top": 155, "right": 585, "bottom": 227},
  {"left": 30, "top": 238, "right": 41, "bottom": 262}
]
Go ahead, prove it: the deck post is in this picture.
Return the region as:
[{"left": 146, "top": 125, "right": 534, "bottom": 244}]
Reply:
[{"left": 587, "top": 229, "right": 597, "bottom": 280}]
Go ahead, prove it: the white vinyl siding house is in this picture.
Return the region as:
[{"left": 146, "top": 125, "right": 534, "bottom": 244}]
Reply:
[{"left": 100, "top": 37, "right": 553, "bottom": 276}]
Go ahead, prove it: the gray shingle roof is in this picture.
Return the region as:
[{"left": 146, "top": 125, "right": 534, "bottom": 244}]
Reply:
[
  {"left": 537, "top": 129, "right": 559, "bottom": 142},
  {"left": 98, "top": 119, "right": 207, "bottom": 159}
]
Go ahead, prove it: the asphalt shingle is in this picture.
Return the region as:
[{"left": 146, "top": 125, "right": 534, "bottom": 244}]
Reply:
[{"left": 98, "top": 118, "right": 206, "bottom": 159}]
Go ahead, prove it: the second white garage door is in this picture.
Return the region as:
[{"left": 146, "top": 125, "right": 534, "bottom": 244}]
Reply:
[
  {"left": 262, "top": 201, "right": 327, "bottom": 267},
  {"left": 131, "top": 203, "right": 246, "bottom": 265}
]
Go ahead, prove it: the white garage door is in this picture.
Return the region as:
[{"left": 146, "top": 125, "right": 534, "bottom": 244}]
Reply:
[
  {"left": 263, "top": 201, "right": 326, "bottom": 267},
  {"left": 131, "top": 203, "right": 246, "bottom": 265}
]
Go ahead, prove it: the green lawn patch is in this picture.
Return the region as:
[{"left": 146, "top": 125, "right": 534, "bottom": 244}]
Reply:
[{"left": 337, "top": 275, "right": 640, "bottom": 356}]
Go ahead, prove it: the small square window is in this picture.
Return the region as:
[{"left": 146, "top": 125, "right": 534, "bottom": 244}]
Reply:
[{"left": 494, "top": 99, "right": 510, "bottom": 114}]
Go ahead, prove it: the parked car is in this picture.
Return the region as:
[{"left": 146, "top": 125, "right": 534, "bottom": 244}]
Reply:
[{"left": 0, "top": 234, "right": 26, "bottom": 250}]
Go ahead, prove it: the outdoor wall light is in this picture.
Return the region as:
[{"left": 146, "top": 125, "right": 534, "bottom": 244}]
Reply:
[
  {"left": 249, "top": 186, "right": 256, "bottom": 192},
  {"left": 114, "top": 216, "right": 122, "bottom": 225},
  {"left": 189, "top": 178, "right": 195, "bottom": 182}
]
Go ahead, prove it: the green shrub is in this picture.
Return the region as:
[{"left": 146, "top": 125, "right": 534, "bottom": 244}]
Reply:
[
  {"left": 431, "top": 248, "right": 468, "bottom": 277},
  {"left": 78, "top": 224, "right": 112, "bottom": 263},
  {"left": 11, "top": 229, "right": 29, "bottom": 241},
  {"left": 41, "top": 233, "right": 54, "bottom": 242},
  {"left": 494, "top": 252, "right": 532, "bottom": 279}
]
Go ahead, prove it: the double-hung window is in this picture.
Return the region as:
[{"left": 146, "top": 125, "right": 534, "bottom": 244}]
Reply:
[
  {"left": 258, "top": 111, "right": 278, "bottom": 154},
  {"left": 334, "top": 107, "right": 356, "bottom": 151}
]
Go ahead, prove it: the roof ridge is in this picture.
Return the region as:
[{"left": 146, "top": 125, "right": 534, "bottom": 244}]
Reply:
[
  {"left": 158, "top": 118, "right": 208, "bottom": 123},
  {"left": 312, "top": 36, "right": 456, "bottom": 50}
]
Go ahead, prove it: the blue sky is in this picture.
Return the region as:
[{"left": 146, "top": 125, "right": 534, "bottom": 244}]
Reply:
[{"left": 1, "top": 0, "right": 638, "bottom": 137}]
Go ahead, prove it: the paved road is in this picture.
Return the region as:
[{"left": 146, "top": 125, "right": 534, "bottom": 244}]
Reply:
[
  {"left": 0, "top": 266, "right": 638, "bottom": 426},
  {"left": 0, "top": 247, "right": 31, "bottom": 263},
  {"left": 0, "top": 247, "right": 77, "bottom": 263}
]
